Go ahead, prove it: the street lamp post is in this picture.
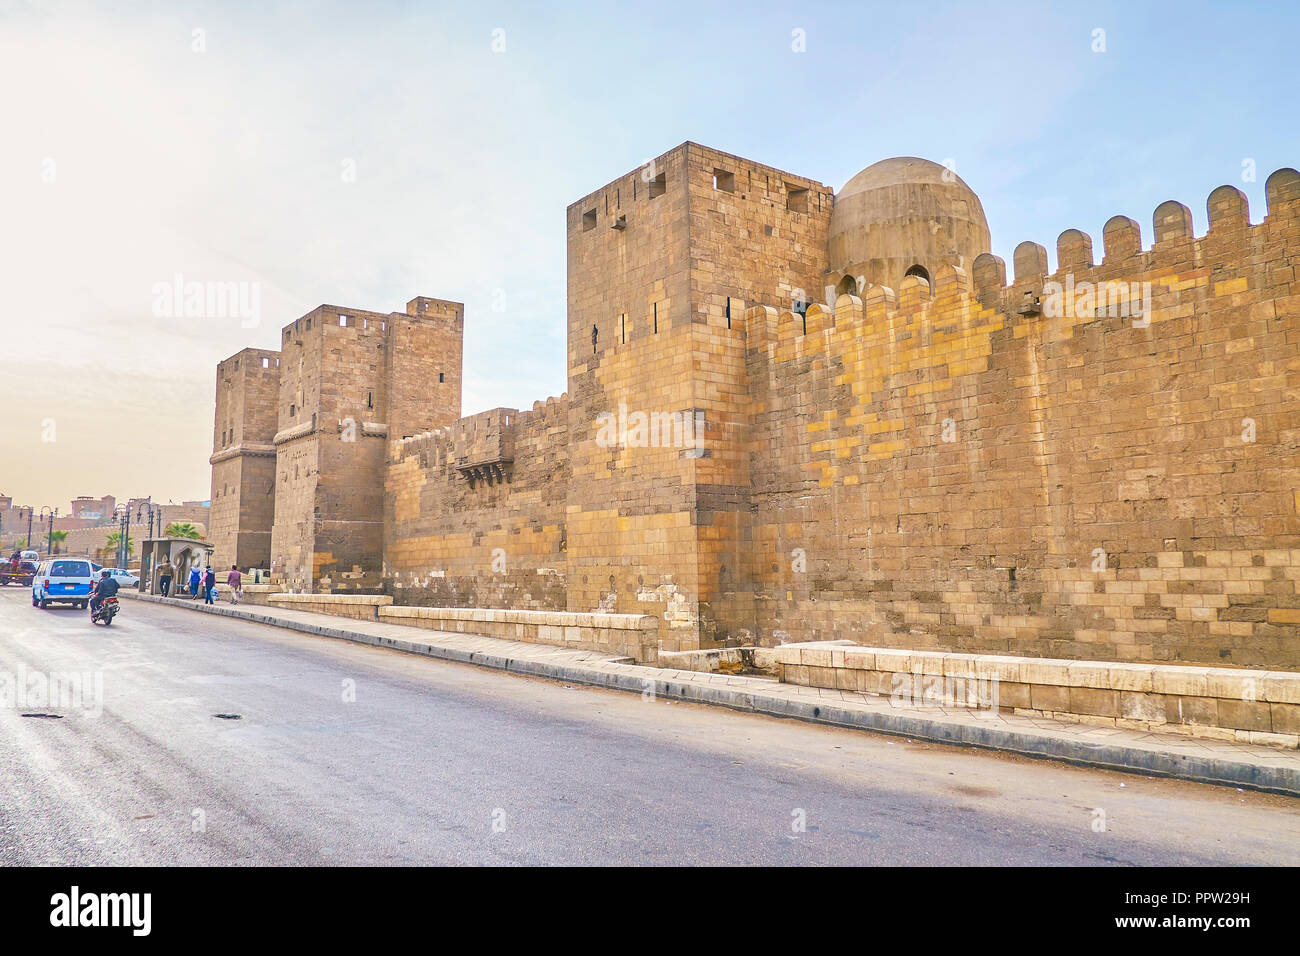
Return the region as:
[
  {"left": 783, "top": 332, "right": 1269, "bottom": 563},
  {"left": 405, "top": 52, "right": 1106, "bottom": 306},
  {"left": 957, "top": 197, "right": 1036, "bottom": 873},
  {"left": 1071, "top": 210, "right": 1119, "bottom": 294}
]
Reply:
[
  {"left": 26, "top": 508, "right": 33, "bottom": 550},
  {"left": 136, "top": 499, "right": 158, "bottom": 591},
  {"left": 39, "top": 507, "right": 57, "bottom": 557},
  {"left": 112, "top": 505, "right": 130, "bottom": 569},
  {"left": 137, "top": 498, "right": 159, "bottom": 542}
]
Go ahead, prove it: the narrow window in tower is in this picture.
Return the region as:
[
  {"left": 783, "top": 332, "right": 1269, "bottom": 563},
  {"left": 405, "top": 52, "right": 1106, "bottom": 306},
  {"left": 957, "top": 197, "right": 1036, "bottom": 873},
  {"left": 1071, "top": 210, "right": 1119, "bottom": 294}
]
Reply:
[
  {"left": 290, "top": 404, "right": 296, "bottom": 418},
  {"left": 725, "top": 297, "right": 732, "bottom": 329},
  {"left": 262, "top": 357, "right": 269, "bottom": 368},
  {"left": 439, "top": 372, "right": 444, "bottom": 383},
  {"left": 339, "top": 314, "right": 348, "bottom": 326},
  {"left": 621, "top": 313, "right": 626, "bottom": 344},
  {"left": 367, "top": 391, "right": 373, "bottom": 410},
  {"left": 653, "top": 301, "right": 658, "bottom": 334}
]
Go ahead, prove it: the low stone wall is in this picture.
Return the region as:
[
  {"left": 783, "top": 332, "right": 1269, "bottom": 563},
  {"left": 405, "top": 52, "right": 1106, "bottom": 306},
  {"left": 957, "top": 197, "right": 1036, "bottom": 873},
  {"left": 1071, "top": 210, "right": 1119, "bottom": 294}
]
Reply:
[
  {"left": 239, "top": 584, "right": 277, "bottom": 607},
  {"left": 380, "top": 606, "right": 660, "bottom": 663},
  {"left": 774, "top": 643, "right": 1300, "bottom": 748},
  {"left": 656, "top": 647, "right": 779, "bottom": 676},
  {"left": 268, "top": 593, "right": 393, "bottom": 621}
]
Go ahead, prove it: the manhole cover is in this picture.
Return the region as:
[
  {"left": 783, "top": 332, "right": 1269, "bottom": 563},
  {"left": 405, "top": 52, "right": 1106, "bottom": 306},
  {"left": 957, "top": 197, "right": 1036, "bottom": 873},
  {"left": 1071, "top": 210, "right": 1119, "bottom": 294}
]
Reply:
[
  {"left": 21, "top": 713, "right": 62, "bottom": 719},
  {"left": 213, "top": 713, "right": 242, "bottom": 720}
]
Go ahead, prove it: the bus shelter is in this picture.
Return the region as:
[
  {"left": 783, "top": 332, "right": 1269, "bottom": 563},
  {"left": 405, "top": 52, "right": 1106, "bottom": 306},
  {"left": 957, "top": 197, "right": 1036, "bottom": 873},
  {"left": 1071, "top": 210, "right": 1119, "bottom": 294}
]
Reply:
[{"left": 139, "top": 537, "right": 214, "bottom": 596}]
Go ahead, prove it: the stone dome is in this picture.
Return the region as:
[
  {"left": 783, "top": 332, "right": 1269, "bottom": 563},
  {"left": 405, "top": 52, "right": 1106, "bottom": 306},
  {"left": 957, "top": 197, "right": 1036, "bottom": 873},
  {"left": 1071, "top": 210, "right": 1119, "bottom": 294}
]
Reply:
[{"left": 827, "top": 157, "right": 991, "bottom": 296}]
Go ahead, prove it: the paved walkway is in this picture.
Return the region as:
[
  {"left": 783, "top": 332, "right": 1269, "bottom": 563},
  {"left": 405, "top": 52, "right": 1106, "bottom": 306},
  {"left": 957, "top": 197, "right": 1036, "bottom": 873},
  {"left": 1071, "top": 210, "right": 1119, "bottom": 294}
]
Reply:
[{"left": 119, "top": 590, "right": 1300, "bottom": 796}]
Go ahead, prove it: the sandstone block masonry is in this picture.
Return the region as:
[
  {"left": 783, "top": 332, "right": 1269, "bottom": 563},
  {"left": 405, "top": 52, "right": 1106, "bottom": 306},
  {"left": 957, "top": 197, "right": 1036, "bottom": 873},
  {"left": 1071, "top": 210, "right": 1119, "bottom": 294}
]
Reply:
[
  {"left": 215, "top": 142, "right": 1300, "bottom": 670},
  {"left": 211, "top": 296, "right": 463, "bottom": 589},
  {"left": 210, "top": 348, "right": 280, "bottom": 572},
  {"left": 741, "top": 174, "right": 1300, "bottom": 670}
]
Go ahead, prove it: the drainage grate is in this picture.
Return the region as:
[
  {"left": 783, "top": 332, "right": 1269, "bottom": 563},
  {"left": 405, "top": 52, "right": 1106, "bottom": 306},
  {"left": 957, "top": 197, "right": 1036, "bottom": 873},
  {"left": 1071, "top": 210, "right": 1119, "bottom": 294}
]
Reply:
[
  {"left": 21, "top": 713, "right": 62, "bottom": 719},
  {"left": 213, "top": 713, "right": 242, "bottom": 720}
]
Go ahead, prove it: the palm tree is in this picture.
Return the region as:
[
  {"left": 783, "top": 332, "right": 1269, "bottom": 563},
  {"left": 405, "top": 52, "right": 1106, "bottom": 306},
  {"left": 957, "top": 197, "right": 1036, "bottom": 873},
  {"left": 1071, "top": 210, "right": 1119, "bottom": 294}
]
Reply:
[
  {"left": 50, "top": 530, "right": 68, "bottom": 555},
  {"left": 104, "top": 531, "right": 134, "bottom": 564},
  {"left": 164, "top": 522, "right": 201, "bottom": 540}
]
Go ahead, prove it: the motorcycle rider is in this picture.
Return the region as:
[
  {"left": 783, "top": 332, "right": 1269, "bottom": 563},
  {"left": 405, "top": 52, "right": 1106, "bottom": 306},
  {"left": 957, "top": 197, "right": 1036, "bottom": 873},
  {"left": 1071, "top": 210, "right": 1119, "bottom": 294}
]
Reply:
[{"left": 90, "top": 568, "right": 119, "bottom": 618}]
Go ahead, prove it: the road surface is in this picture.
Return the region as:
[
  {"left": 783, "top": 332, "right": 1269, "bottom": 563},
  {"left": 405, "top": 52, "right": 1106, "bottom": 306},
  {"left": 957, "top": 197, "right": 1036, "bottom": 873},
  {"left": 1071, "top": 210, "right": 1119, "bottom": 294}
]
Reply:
[{"left": 0, "top": 586, "right": 1297, "bottom": 865}]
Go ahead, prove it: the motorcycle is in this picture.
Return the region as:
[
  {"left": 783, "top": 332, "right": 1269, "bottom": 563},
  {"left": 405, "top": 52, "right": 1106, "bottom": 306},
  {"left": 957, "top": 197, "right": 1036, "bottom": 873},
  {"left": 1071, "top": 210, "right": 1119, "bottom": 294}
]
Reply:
[{"left": 91, "top": 596, "right": 119, "bottom": 626}]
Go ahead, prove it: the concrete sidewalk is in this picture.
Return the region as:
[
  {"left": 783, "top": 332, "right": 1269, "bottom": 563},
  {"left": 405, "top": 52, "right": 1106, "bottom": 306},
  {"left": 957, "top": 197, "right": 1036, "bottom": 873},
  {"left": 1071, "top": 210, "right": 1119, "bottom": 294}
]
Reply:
[{"left": 119, "top": 590, "right": 1300, "bottom": 797}]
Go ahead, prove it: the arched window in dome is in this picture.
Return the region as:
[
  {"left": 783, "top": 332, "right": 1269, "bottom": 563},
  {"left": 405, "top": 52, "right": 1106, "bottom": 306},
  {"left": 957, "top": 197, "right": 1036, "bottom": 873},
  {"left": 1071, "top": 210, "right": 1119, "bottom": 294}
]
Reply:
[
  {"left": 835, "top": 275, "right": 858, "bottom": 298},
  {"left": 904, "top": 264, "right": 931, "bottom": 285}
]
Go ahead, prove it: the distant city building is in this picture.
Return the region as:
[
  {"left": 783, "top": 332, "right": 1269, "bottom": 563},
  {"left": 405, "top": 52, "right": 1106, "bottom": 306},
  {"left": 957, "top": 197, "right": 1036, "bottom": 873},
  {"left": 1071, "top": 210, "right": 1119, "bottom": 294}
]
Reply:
[{"left": 70, "top": 495, "right": 116, "bottom": 522}]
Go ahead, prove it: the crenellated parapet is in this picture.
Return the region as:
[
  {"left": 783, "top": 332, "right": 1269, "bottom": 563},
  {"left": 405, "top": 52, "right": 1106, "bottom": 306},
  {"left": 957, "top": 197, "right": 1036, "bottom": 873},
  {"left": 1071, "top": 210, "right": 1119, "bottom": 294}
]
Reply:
[
  {"left": 744, "top": 168, "right": 1300, "bottom": 435},
  {"left": 389, "top": 393, "right": 570, "bottom": 482},
  {"left": 952, "top": 167, "right": 1300, "bottom": 330}
]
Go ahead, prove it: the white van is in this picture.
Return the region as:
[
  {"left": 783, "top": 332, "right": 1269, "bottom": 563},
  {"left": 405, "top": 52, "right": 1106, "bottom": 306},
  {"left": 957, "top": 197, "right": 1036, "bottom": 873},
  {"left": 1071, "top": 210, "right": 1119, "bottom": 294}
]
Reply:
[{"left": 32, "top": 558, "right": 95, "bottom": 609}]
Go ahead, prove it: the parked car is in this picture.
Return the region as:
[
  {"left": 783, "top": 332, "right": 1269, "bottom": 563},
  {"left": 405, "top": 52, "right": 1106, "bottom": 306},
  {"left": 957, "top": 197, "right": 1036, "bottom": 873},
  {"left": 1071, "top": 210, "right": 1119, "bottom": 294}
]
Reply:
[
  {"left": 32, "top": 558, "right": 95, "bottom": 609},
  {"left": 105, "top": 568, "right": 139, "bottom": 587},
  {"left": 20, "top": 550, "right": 39, "bottom": 564}
]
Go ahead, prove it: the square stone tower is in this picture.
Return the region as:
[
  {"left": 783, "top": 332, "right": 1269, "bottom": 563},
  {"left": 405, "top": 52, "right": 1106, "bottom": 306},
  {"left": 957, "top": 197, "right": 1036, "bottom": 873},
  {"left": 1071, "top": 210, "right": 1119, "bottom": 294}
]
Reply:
[
  {"left": 210, "top": 348, "right": 281, "bottom": 572},
  {"left": 564, "top": 142, "right": 831, "bottom": 648},
  {"left": 270, "top": 296, "right": 463, "bottom": 591}
]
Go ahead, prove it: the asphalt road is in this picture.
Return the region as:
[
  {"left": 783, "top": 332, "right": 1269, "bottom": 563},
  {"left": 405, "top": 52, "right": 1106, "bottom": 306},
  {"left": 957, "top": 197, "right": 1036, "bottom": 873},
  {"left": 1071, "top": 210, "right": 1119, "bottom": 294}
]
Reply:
[{"left": 0, "top": 586, "right": 1297, "bottom": 865}]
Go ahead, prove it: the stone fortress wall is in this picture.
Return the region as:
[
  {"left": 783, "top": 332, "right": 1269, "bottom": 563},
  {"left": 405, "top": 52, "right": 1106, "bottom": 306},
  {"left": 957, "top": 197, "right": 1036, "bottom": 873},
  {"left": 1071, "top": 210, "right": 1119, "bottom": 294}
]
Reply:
[
  {"left": 742, "top": 173, "right": 1300, "bottom": 669},
  {"left": 211, "top": 141, "right": 1300, "bottom": 669}
]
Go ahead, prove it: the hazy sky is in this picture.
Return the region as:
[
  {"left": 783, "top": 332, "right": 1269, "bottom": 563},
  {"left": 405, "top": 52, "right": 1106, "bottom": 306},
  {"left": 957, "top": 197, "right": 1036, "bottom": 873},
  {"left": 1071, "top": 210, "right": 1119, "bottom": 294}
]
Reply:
[{"left": 1, "top": 0, "right": 1296, "bottom": 509}]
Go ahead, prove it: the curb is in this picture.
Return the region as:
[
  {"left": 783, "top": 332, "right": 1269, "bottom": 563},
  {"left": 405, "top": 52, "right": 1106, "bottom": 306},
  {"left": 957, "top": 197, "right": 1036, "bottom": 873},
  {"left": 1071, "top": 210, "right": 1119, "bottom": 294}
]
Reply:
[{"left": 119, "top": 590, "right": 1300, "bottom": 797}]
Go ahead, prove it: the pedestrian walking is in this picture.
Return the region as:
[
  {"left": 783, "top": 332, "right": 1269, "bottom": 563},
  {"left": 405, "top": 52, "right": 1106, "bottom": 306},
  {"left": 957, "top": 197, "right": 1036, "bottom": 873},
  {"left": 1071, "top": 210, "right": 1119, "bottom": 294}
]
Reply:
[
  {"left": 227, "top": 565, "right": 242, "bottom": 604},
  {"left": 203, "top": 566, "right": 216, "bottom": 605},
  {"left": 189, "top": 563, "right": 201, "bottom": 598},
  {"left": 158, "top": 557, "right": 173, "bottom": 597}
]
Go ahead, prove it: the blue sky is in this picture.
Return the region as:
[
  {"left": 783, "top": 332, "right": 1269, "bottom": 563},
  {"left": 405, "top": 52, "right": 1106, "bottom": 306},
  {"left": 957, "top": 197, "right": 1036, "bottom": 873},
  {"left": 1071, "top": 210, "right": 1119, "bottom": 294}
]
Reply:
[{"left": 0, "top": 0, "right": 1296, "bottom": 506}]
